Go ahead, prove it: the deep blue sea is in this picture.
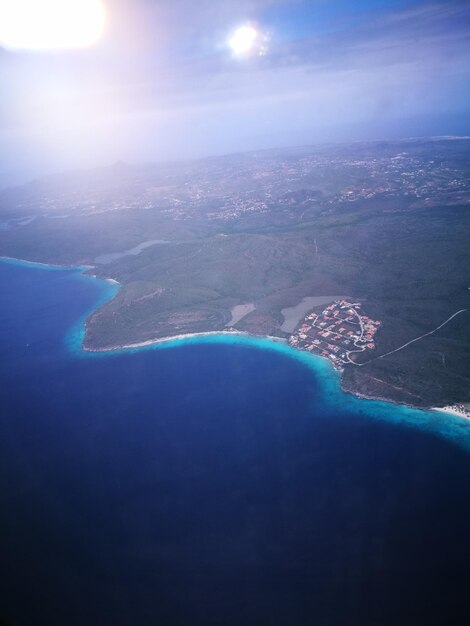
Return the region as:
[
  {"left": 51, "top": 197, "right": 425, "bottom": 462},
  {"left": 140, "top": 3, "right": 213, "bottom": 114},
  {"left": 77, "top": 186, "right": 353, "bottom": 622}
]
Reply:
[{"left": 1, "top": 259, "right": 470, "bottom": 626}]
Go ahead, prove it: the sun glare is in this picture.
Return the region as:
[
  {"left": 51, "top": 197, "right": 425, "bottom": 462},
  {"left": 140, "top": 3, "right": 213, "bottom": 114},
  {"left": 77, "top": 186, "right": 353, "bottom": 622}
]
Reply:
[
  {"left": 0, "top": 0, "right": 106, "bottom": 51},
  {"left": 228, "top": 25, "right": 258, "bottom": 56}
]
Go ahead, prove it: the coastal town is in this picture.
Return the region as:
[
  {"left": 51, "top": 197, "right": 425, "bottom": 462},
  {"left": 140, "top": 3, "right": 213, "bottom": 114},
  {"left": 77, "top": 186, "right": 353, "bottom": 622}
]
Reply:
[{"left": 288, "top": 300, "right": 381, "bottom": 368}]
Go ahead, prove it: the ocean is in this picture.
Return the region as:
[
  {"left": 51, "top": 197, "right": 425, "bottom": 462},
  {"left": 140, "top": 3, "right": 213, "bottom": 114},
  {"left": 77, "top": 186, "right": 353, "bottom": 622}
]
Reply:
[{"left": 1, "top": 259, "right": 470, "bottom": 626}]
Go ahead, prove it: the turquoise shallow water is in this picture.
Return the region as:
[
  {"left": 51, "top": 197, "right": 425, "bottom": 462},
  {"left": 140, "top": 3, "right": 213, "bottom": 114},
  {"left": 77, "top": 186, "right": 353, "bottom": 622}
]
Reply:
[
  {"left": 45, "top": 257, "right": 470, "bottom": 453},
  {"left": 1, "top": 258, "right": 470, "bottom": 626}
]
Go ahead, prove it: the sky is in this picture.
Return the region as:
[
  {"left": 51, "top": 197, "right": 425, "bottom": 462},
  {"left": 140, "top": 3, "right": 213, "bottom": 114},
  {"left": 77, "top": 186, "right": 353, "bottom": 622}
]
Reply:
[{"left": 1, "top": 0, "right": 470, "bottom": 187}]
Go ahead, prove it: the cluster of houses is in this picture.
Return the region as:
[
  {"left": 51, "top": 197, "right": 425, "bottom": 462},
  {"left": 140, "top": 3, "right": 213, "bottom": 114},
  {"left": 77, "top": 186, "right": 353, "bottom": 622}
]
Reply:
[{"left": 288, "top": 300, "right": 381, "bottom": 368}]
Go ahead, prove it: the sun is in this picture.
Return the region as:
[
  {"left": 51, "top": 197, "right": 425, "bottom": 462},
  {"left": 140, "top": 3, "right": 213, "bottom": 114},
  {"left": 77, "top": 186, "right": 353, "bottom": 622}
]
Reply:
[
  {"left": 228, "top": 25, "right": 259, "bottom": 56},
  {"left": 0, "top": 0, "right": 106, "bottom": 51}
]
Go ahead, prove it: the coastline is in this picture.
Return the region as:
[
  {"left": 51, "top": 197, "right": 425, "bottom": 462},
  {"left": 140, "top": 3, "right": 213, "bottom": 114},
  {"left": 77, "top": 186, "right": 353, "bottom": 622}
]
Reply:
[
  {"left": 341, "top": 386, "right": 421, "bottom": 411},
  {"left": 431, "top": 405, "right": 470, "bottom": 420},
  {"left": 82, "top": 325, "right": 469, "bottom": 425},
  {"left": 84, "top": 330, "right": 250, "bottom": 352},
  {"left": 80, "top": 325, "right": 470, "bottom": 452},
  {"left": 2, "top": 255, "right": 470, "bottom": 436},
  {"left": 83, "top": 329, "right": 288, "bottom": 352},
  {"left": 340, "top": 386, "right": 468, "bottom": 421},
  {"left": 0, "top": 255, "right": 92, "bottom": 271}
]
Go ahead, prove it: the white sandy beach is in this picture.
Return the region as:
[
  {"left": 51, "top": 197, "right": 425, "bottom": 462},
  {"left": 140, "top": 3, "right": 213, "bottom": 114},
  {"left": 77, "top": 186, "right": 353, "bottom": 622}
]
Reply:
[
  {"left": 84, "top": 329, "right": 288, "bottom": 353},
  {"left": 431, "top": 405, "right": 470, "bottom": 420},
  {"left": 84, "top": 330, "right": 251, "bottom": 352}
]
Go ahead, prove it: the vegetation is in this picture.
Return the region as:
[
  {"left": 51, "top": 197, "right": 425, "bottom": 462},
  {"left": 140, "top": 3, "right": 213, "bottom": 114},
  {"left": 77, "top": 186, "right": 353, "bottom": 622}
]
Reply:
[{"left": 1, "top": 138, "right": 469, "bottom": 408}]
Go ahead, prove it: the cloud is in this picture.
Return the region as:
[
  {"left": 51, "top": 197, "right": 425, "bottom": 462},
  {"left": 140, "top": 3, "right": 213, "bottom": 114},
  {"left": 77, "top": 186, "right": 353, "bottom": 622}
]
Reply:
[
  {"left": 0, "top": 0, "right": 469, "bottom": 183},
  {"left": 265, "top": 1, "right": 470, "bottom": 70},
  {"left": 123, "top": 0, "right": 470, "bottom": 116}
]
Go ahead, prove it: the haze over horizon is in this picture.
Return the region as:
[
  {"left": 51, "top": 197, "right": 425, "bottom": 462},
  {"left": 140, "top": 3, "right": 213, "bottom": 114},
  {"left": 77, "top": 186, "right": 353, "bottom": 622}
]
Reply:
[{"left": 1, "top": 0, "right": 470, "bottom": 188}]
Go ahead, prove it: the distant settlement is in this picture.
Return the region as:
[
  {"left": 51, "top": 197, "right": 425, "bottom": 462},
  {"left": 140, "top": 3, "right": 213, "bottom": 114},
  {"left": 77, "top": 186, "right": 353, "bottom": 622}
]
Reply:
[{"left": 288, "top": 300, "right": 381, "bottom": 368}]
